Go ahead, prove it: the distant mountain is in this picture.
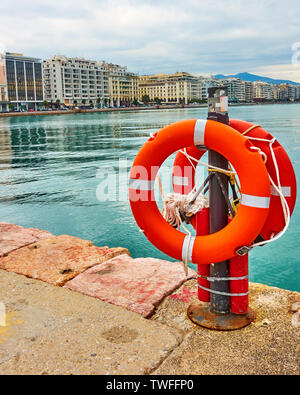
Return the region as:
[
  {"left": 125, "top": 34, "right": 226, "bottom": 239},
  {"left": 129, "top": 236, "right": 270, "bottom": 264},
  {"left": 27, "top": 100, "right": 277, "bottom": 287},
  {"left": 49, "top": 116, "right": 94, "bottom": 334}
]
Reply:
[{"left": 214, "top": 72, "right": 300, "bottom": 85}]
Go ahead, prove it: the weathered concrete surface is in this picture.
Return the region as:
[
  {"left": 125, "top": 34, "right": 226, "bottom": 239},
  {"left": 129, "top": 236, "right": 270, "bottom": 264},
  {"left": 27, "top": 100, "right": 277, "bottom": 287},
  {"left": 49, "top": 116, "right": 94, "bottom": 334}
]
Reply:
[
  {"left": 64, "top": 254, "right": 197, "bottom": 317},
  {"left": 151, "top": 279, "right": 300, "bottom": 375},
  {"left": 0, "top": 269, "right": 182, "bottom": 375},
  {"left": 0, "top": 222, "right": 53, "bottom": 257},
  {"left": 0, "top": 235, "right": 130, "bottom": 286},
  {"left": 0, "top": 267, "right": 299, "bottom": 375}
]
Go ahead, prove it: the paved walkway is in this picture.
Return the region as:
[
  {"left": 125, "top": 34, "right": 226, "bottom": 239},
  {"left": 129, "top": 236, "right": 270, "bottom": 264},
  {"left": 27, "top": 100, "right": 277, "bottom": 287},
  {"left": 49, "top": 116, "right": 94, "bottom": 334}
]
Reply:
[
  {"left": 151, "top": 280, "right": 300, "bottom": 374},
  {"left": 0, "top": 269, "right": 182, "bottom": 375},
  {"left": 1, "top": 270, "right": 299, "bottom": 375},
  {"left": 0, "top": 223, "right": 299, "bottom": 374}
]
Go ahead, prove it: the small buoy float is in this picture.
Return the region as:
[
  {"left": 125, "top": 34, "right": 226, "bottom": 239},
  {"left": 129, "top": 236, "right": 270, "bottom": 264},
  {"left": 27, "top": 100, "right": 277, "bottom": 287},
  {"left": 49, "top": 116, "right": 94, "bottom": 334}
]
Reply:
[
  {"left": 129, "top": 119, "right": 271, "bottom": 265},
  {"left": 172, "top": 119, "right": 297, "bottom": 241}
]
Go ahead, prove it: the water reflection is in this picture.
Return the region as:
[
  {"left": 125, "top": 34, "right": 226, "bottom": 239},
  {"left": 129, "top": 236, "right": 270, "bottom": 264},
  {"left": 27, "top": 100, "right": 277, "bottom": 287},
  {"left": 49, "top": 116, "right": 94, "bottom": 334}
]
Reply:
[
  {"left": 0, "top": 125, "right": 12, "bottom": 167},
  {"left": 0, "top": 113, "right": 155, "bottom": 208},
  {"left": 9, "top": 121, "right": 147, "bottom": 166},
  {"left": 0, "top": 105, "right": 299, "bottom": 291}
]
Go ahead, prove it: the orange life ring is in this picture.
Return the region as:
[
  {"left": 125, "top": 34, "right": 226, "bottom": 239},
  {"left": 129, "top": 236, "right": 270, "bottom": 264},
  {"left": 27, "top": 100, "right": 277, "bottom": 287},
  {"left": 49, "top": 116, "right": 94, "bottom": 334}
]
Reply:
[
  {"left": 172, "top": 119, "right": 297, "bottom": 240},
  {"left": 129, "top": 119, "right": 271, "bottom": 265}
]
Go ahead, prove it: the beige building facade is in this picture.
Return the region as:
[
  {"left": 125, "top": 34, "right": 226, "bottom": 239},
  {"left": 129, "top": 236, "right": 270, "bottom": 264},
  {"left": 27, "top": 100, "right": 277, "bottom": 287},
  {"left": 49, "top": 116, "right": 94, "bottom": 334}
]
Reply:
[
  {"left": 0, "top": 55, "right": 8, "bottom": 111},
  {"left": 43, "top": 55, "right": 110, "bottom": 107},
  {"left": 252, "top": 81, "right": 275, "bottom": 101},
  {"left": 138, "top": 72, "right": 204, "bottom": 104},
  {"left": 102, "top": 62, "right": 138, "bottom": 107}
]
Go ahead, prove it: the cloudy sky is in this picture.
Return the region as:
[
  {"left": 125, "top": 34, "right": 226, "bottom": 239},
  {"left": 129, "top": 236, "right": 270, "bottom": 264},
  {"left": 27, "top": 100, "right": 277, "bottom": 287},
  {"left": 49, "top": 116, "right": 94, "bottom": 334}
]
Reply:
[{"left": 1, "top": 0, "right": 300, "bottom": 81}]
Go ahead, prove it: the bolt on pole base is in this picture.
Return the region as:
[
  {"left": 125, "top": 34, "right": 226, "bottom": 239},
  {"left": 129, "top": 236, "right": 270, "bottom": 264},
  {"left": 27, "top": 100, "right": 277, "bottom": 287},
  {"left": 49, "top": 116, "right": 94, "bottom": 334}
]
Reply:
[{"left": 187, "top": 302, "right": 255, "bottom": 331}]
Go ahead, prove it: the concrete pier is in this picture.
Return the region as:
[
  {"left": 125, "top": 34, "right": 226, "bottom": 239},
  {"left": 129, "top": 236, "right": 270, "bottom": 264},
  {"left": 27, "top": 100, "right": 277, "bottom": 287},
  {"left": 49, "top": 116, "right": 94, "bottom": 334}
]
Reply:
[{"left": 0, "top": 222, "right": 299, "bottom": 375}]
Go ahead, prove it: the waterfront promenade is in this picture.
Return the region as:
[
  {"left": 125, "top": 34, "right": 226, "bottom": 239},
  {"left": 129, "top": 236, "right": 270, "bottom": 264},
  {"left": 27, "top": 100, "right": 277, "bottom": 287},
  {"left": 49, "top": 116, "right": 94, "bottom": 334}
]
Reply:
[
  {"left": 0, "top": 102, "right": 274, "bottom": 118},
  {"left": 0, "top": 222, "right": 299, "bottom": 375},
  {"left": 0, "top": 101, "right": 296, "bottom": 119},
  {"left": 0, "top": 104, "right": 205, "bottom": 118}
]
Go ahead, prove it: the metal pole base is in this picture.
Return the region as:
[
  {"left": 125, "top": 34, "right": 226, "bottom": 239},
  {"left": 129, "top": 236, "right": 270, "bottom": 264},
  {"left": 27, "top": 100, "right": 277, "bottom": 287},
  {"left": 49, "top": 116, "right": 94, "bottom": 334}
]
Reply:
[{"left": 187, "top": 302, "right": 255, "bottom": 331}]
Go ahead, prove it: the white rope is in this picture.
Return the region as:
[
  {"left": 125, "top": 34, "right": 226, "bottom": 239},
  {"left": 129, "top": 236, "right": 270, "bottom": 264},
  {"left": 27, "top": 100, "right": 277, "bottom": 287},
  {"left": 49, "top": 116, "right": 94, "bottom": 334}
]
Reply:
[
  {"left": 178, "top": 136, "right": 290, "bottom": 247},
  {"left": 161, "top": 196, "right": 194, "bottom": 276},
  {"left": 179, "top": 211, "right": 192, "bottom": 276},
  {"left": 179, "top": 149, "right": 236, "bottom": 177},
  {"left": 179, "top": 149, "right": 198, "bottom": 193},
  {"left": 197, "top": 283, "right": 249, "bottom": 297},
  {"left": 154, "top": 129, "right": 290, "bottom": 275},
  {"left": 247, "top": 136, "right": 291, "bottom": 247},
  {"left": 162, "top": 191, "right": 209, "bottom": 228},
  {"left": 249, "top": 146, "right": 267, "bottom": 163},
  {"left": 159, "top": 186, "right": 208, "bottom": 276}
]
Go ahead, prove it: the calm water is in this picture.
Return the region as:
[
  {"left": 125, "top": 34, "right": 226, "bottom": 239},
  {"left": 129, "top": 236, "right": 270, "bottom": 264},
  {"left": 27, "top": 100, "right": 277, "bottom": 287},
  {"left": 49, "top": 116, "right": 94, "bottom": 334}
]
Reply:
[{"left": 0, "top": 104, "right": 299, "bottom": 291}]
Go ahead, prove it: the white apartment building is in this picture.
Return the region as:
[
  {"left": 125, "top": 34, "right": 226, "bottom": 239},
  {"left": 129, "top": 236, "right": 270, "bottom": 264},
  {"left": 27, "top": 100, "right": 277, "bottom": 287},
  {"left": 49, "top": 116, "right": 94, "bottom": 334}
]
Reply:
[
  {"left": 252, "top": 81, "right": 275, "bottom": 101},
  {"left": 43, "top": 55, "right": 109, "bottom": 107},
  {"left": 200, "top": 78, "right": 220, "bottom": 100},
  {"left": 218, "top": 78, "right": 247, "bottom": 102},
  {"left": 286, "top": 84, "right": 300, "bottom": 101},
  {"left": 214, "top": 78, "right": 255, "bottom": 102},
  {"left": 243, "top": 81, "right": 253, "bottom": 102}
]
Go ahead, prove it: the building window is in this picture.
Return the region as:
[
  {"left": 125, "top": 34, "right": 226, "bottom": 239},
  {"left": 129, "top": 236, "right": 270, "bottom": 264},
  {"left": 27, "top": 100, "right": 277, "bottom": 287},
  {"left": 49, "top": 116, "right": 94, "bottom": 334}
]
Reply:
[
  {"left": 6, "top": 60, "right": 17, "bottom": 101},
  {"left": 34, "top": 63, "right": 43, "bottom": 100},
  {"left": 16, "top": 61, "right": 26, "bottom": 101},
  {"left": 25, "top": 62, "right": 34, "bottom": 100}
]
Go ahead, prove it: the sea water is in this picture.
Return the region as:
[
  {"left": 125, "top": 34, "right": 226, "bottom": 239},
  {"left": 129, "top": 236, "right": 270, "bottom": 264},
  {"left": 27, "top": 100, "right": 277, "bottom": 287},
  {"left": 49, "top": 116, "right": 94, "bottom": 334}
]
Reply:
[{"left": 0, "top": 103, "right": 299, "bottom": 291}]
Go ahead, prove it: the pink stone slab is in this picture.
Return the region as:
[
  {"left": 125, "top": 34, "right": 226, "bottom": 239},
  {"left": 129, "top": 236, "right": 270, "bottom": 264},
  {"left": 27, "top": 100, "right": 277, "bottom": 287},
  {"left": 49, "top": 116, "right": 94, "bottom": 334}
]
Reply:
[
  {"left": 0, "top": 234, "right": 130, "bottom": 286},
  {"left": 64, "top": 254, "right": 197, "bottom": 317},
  {"left": 0, "top": 222, "right": 53, "bottom": 257}
]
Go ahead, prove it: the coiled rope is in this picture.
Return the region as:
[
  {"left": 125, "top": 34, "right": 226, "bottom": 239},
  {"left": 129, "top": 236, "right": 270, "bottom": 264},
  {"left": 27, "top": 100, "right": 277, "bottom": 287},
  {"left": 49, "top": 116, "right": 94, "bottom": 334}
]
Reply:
[{"left": 161, "top": 192, "right": 209, "bottom": 229}]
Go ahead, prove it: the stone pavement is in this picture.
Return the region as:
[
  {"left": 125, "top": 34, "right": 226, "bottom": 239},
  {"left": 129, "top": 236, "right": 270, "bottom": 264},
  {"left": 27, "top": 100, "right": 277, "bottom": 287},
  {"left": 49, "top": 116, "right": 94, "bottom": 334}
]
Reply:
[
  {"left": 1, "top": 270, "right": 299, "bottom": 375},
  {"left": 0, "top": 234, "right": 130, "bottom": 286},
  {"left": 0, "top": 222, "right": 299, "bottom": 375},
  {"left": 64, "top": 254, "right": 196, "bottom": 317},
  {"left": 0, "top": 223, "right": 195, "bottom": 315},
  {"left": 0, "top": 269, "right": 181, "bottom": 375},
  {"left": 0, "top": 222, "right": 53, "bottom": 257}
]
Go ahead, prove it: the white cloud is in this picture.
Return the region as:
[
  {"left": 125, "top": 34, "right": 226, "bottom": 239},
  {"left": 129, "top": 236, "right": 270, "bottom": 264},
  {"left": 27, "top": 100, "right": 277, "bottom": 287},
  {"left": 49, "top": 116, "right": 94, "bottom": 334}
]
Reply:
[
  {"left": 250, "top": 64, "right": 300, "bottom": 82},
  {"left": 0, "top": 0, "right": 299, "bottom": 80}
]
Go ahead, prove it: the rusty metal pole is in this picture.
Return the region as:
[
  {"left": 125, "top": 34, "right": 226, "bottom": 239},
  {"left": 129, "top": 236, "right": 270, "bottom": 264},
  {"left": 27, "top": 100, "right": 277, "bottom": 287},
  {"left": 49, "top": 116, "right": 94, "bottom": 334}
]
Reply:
[
  {"left": 187, "top": 87, "right": 255, "bottom": 330},
  {"left": 207, "top": 87, "right": 230, "bottom": 314}
]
